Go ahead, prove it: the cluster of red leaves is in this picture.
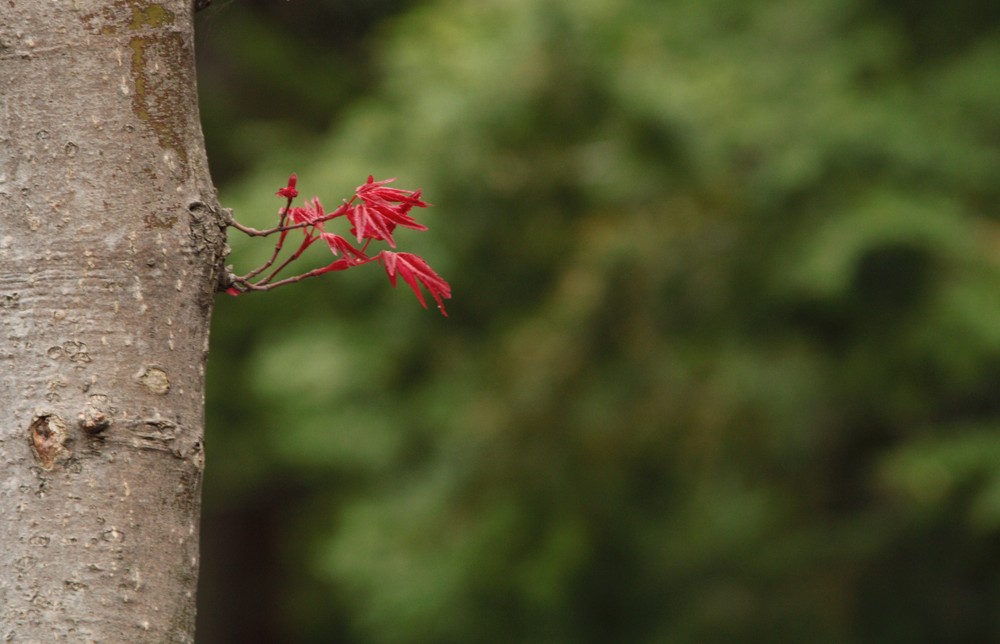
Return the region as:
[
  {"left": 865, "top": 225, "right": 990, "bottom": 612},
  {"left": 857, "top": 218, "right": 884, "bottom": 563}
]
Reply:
[{"left": 226, "top": 174, "right": 451, "bottom": 316}]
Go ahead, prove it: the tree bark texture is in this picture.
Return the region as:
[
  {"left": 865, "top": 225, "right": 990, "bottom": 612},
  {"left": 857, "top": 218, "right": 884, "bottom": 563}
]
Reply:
[{"left": 0, "top": 1, "right": 225, "bottom": 640}]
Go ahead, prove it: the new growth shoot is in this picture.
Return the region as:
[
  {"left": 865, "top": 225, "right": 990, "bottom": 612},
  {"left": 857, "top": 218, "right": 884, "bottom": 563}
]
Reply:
[{"left": 225, "top": 174, "right": 451, "bottom": 316}]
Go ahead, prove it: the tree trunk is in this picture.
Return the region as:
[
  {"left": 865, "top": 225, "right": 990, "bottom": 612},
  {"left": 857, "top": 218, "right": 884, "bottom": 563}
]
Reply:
[{"left": 0, "top": 1, "right": 224, "bottom": 640}]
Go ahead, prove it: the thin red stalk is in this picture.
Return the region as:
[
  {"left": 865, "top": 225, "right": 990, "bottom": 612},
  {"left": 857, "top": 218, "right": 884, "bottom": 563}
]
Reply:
[
  {"left": 228, "top": 206, "right": 349, "bottom": 237},
  {"left": 239, "top": 256, "right": 374, "bottom": 292},
  {"left": 256, "top": 232, "right": 319, "bottom": 286},
  {"left": 235, "top": 197, "right": 358, "bottom": 282},
  {"left": 240, "top": 200, "right": 292, "bottom": 281}
]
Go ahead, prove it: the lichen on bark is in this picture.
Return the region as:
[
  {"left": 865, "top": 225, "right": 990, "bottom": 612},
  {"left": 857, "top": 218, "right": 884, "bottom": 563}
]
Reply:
[{"left": 81, "top": 1, "right": 195, "bottom": 170}]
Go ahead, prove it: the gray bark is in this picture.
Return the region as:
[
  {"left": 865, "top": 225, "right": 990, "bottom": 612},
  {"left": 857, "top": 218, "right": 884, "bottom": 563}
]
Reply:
[{"left": 0, "top": 1, "right": 225, "bottom": 640}]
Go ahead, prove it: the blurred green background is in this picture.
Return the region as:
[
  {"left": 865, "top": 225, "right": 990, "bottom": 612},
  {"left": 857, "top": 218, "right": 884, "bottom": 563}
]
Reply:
[{"left": 193, "top": 0, "right": 1000, "bottom": 641}]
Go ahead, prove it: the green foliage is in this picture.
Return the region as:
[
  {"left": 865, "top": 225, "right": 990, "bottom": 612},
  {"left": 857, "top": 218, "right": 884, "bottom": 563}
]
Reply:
[{"left": 200, "top": 0, "right": 1000, "bottom": 641}]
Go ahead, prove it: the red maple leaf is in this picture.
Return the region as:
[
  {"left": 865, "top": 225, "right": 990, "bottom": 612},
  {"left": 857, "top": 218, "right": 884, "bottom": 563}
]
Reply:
[
  {"left": 379, "top": 251, "right": 451, "bottom": 316},
  {"left": 348, "top": 176, "right": 429, "bottom": 247},
  {"left": 288, "top": 196, "right": 326, "bottom": 226},
  {"left": 276, "top": 173, "right": 299, "bottom": 199},
  {"left": 321, "top": 232, "right": 368, "bottom": 262}
]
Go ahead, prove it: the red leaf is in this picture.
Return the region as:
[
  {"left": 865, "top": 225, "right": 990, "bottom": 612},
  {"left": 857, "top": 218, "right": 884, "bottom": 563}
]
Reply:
[
  {"left": 348, "top": 202, "right": 399, "bottom": 246},
  {"left": 314, "top": 258, "right": 353, "bottom": 274},
  {"left": 379, "top": 251, "right": 451, "bottom": 316},
  {"left": 349, "top": 177, "right": 430, "bottom": 246},
  {"left": 355, "top": 176, "right": 430, "bottom": 209},
  {"left": 321, "top": 232, "right": 370, "bottom": 262},
  {"left": 288, "top": 196, "right": 325, "bottom": 226},
  {"left": 276, "top": 173, "right": 299, "bottom": 199}
]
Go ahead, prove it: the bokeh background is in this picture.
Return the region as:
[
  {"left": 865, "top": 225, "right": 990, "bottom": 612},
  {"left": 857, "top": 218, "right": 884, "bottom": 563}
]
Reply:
[{"left": 193, "top": 0, "right": 1000, "bottom": 641}]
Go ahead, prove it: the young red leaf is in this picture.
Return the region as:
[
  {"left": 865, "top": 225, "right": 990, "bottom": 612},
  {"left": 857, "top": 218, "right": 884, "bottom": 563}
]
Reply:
[
  {"left": 356, "top": 175, "right": 430, "bottom": 209},
  {"left": 348, "top": 202, "right": 398, "bottom": 246},
  {"left": 349, "top": 176, "right": 429, "bottom": 246},
  {"left": 288, "top": 196, "right": 326, "bottom": 226},
  {"left": 276, "top": 173, "right": 299, "bottom": 199},
  {"left": 314, "top": 258, "right": 353, "bottom": 274},
  {"left": 379, "top": 251, "right": 451, "bottom": 316},
  {"left": 321, "top": 232, "right": 370, "bottom": 262}
]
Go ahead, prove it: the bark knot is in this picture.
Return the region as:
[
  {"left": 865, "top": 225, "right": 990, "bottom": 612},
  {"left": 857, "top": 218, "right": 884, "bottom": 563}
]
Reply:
[
  {"left": 79, "top": 408, "right": 111, "bottom": 435},
  {"left": 29, "top": 413, "right": 71, "bottom": 470},
  {"left": 137, "top": 366, "right": 170, "bottom": 395}
]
